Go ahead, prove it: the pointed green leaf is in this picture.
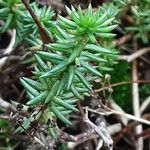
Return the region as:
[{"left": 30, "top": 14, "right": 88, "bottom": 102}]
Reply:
[
  {"left": 27, "top": 91, "right": 48, "bottom": 106},
  {"left": 27, "top": 92, "right": 34, "bottom": 100},
  {"left": 66, "top": 66, "right": 75, "bottom": 90},
  {"left": 56, "top": 106, "right": 68, "bottom": 111},
  {"left": 41, "top": 61, "right": 69, "bottom": 78},
  {"left": 58, "top": 15, "right": 77, "bottom": 29},
  {"left": 68, "top": 41, "right": 86, "bottom": 63},
  {"left": 53, "top": 96, "right": 78, "bottom": 112},
  {"left": 85, "top": 44, "right": 111, "bottom": 53},
  {"left": 22, "top": 56, "right": 35, "bottom": 65},
  {"left": 56, "top": 73, "right": 68, "bottom": 95},
  {"left": 34, "top": 67, "right": 49, "bottom": 88},
  {"left": 97, "top": 24, "right": 117, "bottom": 32},
  {"left": 96, "top": 11, "right": 107, "bottom": 25},
  {"left": 37, "top": 51, "right": 65, "bottom": 61},
  {"left": 87, "top": 3, "right": 93, "bottom": 16},
  {"left": 65, "top": 6, "right": 72, "bottom": 16},
  {"left": 56, "top": 25, "right": 71, "bottom": 38},
  {"left": 22, "top": 77, "right": 46, "bottom": 91},
  {"left": 81, "top": 51, "right": 107, "bottom": 62},
  {"left": 68, "top": 48, "right": 81, "bottom": 63},
  {"left": 80, "top": 61, "right": 103, "bottom": 77},
  {"left": 0, "top": 7, "right": 10, "bottom": 16},
  {"left": 77, "top": 5, "right": 84, "bottom": 19},
  {"left": 62, "top": 92, "right": 74, "bottom": 99},
  {"left": 70, "top": 6, "right": 80, "bottom": 24},
  {"left": 76, "top": 87, "right": 89, "bottom": 92},
  {"left": 99, "top": 66, "right": 113, "bottom": 71},
  {"left": 1, "top": 13, "right": 13, "bottom": 32},
  {"left": 14, "top": 117, "right": 33, "bottom": 133},
  {"left": 58, "top": 20, "right": 75, "bottom": 31},
  {"left": 50, "top": 43, "right": 75, "bottom": 49},
  {"left": 71, "top": 84, "right": 84, "bottom": 100},
  {"left": 61, "top": 110, "right": 72, "bottom": 115},
  {"left": 35, "top": 54, "right": 47, "bottom": 71},
  {"left": 48, "top": 127, "right": 58, "bottom": 139},
  {"left": 45, "top": 80, "right": 60, "bottom": 103},
  {"left": 88, "top": 32, "right": 97, "bottom": 43},
  {"left": 84, "top": 93, "right": 90, "bottom": 96},
  {"left": 20, "top": 78, "right": 39, "bottom": 96},
  {"left": 63, "top": 99, "right": 78, "bottom": 104},
  {"left": 99, "top": 17, "right": 115, "bottom": 27},
  {"left": 96, "top": 33, "right": 116, "bottom": 38},
  {"left": 50, "top": 104, "right": 72, "bottom": 125},
  {"left": 75, "top": 69, "right": 92, "bottom": 90}
]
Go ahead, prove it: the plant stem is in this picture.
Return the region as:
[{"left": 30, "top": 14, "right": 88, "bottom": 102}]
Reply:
[
  {"left": 21, "top": 0, "right": 52, "bottom": 44},
  {"left": 95, "top": 80, "right": 150, "bottom": 93}
]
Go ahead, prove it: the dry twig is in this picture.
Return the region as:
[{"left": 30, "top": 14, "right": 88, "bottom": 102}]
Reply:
[
  {"left": 114, "top": 33, "right": 133, "bottom": 47},
  {"left": 83, "top": 107, "right": 113, "bottom": 150},
  {"left": 119, "top": 47, "right": 150, "bottom": 62},
  {"left": 140, "top": 96, "right": 150, "bottom": 114},
  {"left": 132, "top": 60, "right": 143, "bottom": 150},
  {"left": 83, "top": 107, "right": 150, "bottom": 125},
  {"left": 95, "top": 80, "right": 150, "bottom": 93}
]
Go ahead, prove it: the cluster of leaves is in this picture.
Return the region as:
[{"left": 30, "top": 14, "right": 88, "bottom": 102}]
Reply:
[
  {"left": 0, "top": 0, "right": 54, "bottom": 44},
  {"left": 112, "top": 0, "right": 132, "bottom": 7},
  {"left": 19, "top": 4, "right": 118, "bottom": 126},
  {"left": 126, "top": 0, "right": 150, "bottom": 43},
  {"left": 0, "top": 0, "right": 25, "bottom": 43},
  {"left": 111, "top": 0, "right": 150, "bottom": 43},
  {"left": 0, "top": 1, "right": 119, "bottom": 135}
]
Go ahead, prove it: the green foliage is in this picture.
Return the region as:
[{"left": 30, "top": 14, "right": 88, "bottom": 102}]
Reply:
[
  {"left": 0, "top": 1, "right": 118, "bottom": 137},
  {"left": 58, "top": 4, "right": 117, "bottom": 43},
  {"left": 0, "top": 0, "right": 54, "bottom": 45},
  {"left": 19, "top": 4, "right": 118, "bottom": 126},
  {"left": 0, "top": 0, "right": 25, "bottom": 43},
  {"left": 111, "top": 0, "right": 150, "bottom": 43},
  {"left": 126, "top": 0, "right": 150, "bottom": 43},
  {"left": 0, "top": 118, "right": 17, "bottom": 150},
  {"left": 100, "top": 2, "right": 119, "bottom": 19},
  {"left": 0, "top": 119, "right": 9, "bottom": 127},
  {"left": 0, "top": 0, "right": 23, "bottom": 32},
  {"left": 110, "top": 61, "right": 132, "bottom": 113},
  {"left": 112, "top": 0, "right": 132, "bottom": 7},
  {"left": 23, "top": 2, "right": 55, "bottom": 38},
  {"left": 110, "top": 61, "right": 150, "bottom": 113}
]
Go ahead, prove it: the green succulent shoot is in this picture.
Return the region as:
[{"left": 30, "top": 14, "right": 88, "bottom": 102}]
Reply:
[
  {"left": 20, "top": 4, "right": 118, "bottom": 127},
  {"left": 0, "top": 0, "right": 24, "bottom": 33},
  {"left": 58, "top": 4, "right": 117, "bottom": 43},
  {"left": 126, "top": 0, "right": 150, "bottom": 43},
  {"left": 0, "top": 0, "right": 55, "bottom": 45},
  {"left": 23, "top": 2, "right": 55, "bottom": 37}
]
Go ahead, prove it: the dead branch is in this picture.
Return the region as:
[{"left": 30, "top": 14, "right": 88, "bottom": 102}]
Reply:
[
  {"left": 0, "top": 97, "right": 16, "bottom": 111},
  {"left": 113, "top": 122, "right": 138, "bottom": 144},
  {"left": 83, "top": 107, "right": 150, "bottom": 125},
  {"left": 132, "top": 60, "right": 143, "bottom": 150},
  {"left": 135, "top": 128, "right": 150, "bottom": 140},
  {"left": 140, "top": 96, "right": 150, "bottom": 114},
  {"left": 94, "top": 80, "right": 150, "bottom": 93},
  {"left": 114, "top": 33, "right": 133, "bottom": 47},
  {"left": 119, "top": 47, "right": 150, "bottom": 62},
  {"left": 83, "top": 107, "right": 113, "bottom": 150}
]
